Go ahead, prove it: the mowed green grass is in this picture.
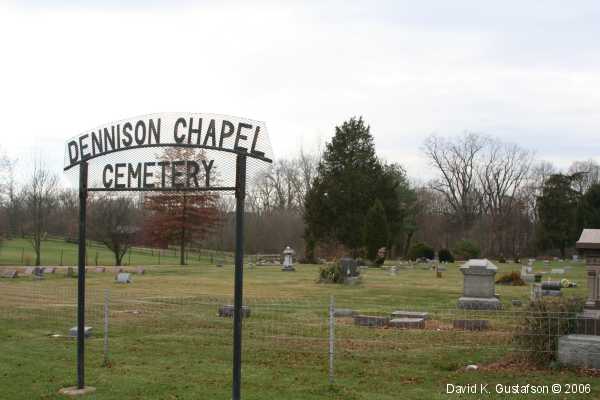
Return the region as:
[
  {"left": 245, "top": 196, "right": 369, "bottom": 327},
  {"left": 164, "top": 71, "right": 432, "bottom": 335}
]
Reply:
[
  {"left": 0, "top": 238, "right": 232, "bottom": 267},
  {"left": 1, "top": 258, "right": 599, "bottom": 399}
]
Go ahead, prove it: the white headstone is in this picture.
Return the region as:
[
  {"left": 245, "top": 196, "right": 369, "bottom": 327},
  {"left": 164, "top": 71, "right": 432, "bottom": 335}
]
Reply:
[{"left": 116, "top": 273, "right": 131, "bottom": 284}]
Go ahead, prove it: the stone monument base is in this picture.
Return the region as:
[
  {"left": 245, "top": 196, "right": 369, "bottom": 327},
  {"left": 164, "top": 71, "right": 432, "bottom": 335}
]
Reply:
[
  {"left": 558, "top": 335, "right": 600, "bottom": 369},
  {"left": 58, "top": 386, "right": 96, "bottom": 396},
  {"left": 281, "top": 266, "right": 295, "bottom": 272},
  {"left": 457, "top": 296, "right": 502, "bottom": 310}
]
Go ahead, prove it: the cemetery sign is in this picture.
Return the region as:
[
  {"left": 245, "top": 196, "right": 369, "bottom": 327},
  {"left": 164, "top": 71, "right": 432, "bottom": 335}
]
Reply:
[{"left": 64, "top": 113, "right": 273, "bottom": 400}]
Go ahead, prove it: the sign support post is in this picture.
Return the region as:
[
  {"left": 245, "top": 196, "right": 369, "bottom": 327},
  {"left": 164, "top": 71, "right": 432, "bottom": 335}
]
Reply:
[
  {"left": 62, "top": 113, "right": 272, "bottom": 397},
  {"left": 232, "top": 154, "right": 246, "bottom": 400},
  {"left": 77, "top": 161, "right": 88, "bottom": 389}
]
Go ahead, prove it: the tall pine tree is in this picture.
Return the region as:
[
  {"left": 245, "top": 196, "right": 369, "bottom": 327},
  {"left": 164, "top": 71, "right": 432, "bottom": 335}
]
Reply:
[
  {"left": 363, "top": 199, "right": 389, "bottom": 261},
  {"left": 304, "top": 117, "right": 403, "bottom": 257},
  {"left": 536, "top": 173, "right": 580, "bottom": 258}
]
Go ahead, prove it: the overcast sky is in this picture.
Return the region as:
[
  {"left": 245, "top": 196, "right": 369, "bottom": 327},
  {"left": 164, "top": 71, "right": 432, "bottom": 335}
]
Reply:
[{"left": 1, "top": 0, "right": 599, "bottom": 184}]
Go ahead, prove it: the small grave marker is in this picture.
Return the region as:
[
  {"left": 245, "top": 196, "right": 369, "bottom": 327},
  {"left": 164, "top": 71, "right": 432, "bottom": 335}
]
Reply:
[
  {"left": 218, "top": 305, "right": 250, "bottom": 318},
  {"left": 69, "top": 326, "right": 92, "bottom": 338},
  {"left": 1, "top": 269, "right": 18, "bottom": 279},
  {"left": 115, "top": 273, "right": 131, "bottom": 284}
]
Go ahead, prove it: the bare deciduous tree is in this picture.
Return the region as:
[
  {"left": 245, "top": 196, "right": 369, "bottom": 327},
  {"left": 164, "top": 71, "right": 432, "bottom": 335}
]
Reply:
[
  {"left": 478, "top": 140, "right": 533, "bottom": 255},
  {"left": 422, "top": 133, "right": 487, "bottom": 234},
  {"left": 22, "top": 161, "right": 58, "bottom": 265},
  {"left": 568, "top": 159, "right": 600, "bottom": 194},
  {"left": 89, "top": 194, "right": 138, "bottom": 266}
]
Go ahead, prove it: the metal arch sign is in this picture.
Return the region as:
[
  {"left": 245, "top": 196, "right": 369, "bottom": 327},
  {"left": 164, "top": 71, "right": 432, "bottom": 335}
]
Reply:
[
  {"left": 64, "top": 113, "right": 273, "bottom": 191},
  {"left": 63, "top": 113, "right": 272, "bottom": 400}
]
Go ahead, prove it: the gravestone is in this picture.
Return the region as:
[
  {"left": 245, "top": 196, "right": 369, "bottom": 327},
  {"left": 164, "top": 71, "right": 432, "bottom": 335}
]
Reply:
[
  {"left": 33, "top": 267, "right": 44, "bottom": 280},
  {"left": 389, "top": 318, "right": 425, "bottom": 329},
  {"left": 1, "top": 269, "right": 18, "bottom": 278},
  {"left": 69, "top": 326, "right": 92, "bottom": 338},
  {"left": 136, "top": 267, "right": 145, "bottom": 275},
  {"left": 46, "top": 267, "right": 56, "bottom": 274},
  {"left": 218, "top": 305, "right": 250, "bottom": 318},
  {"left": 340, "top": 257, "right": 361, "bottom": 284},
  {"left": 551, "top": 268, "right": 565, "bottom": 275},
  {"left": 340, "top": 257, "right": 358, "bottom": 277},
  {"left": 520, "top": 266, "right": 535, "bottom": 283},
  {"left": 23, "top": 267, "right": 34, "bottom": 276},
  {"left": 115, "top": 273, "right": 131, "bottom": 284},
  {"left": 457, "top": 259, "right": 502, "bottom": 310},
  {"left": 95, "top": 267, "right": 105, "bottom": 273},
  {"left": 333, "top": 308, "right": 357, "bottom": 317},
  {"left": 353, "top": 315, "right": 388, "bottom": 327},
  {"left": 391, "top": 310, "right": 429, "bottom": 320},
  {"left": 558, "top": 229, "right": 600, "bottom": 368},
  {"left": 281, "top": 246, "right": 295, "bottom": 272}
]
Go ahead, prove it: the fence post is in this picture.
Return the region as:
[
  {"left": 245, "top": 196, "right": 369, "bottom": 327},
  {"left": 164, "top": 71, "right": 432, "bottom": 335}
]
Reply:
[
  {"left": 329, "top": 295, "right": 335, "bottom": 385},
  {"left": 103, "top": 289, "right": 109, "bottom": 366}
]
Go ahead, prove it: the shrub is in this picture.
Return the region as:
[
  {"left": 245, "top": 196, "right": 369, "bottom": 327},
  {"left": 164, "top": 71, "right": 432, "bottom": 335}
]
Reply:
[
  {"left": 513, "top": 297, "right": 585, "bottom": 366},
  {"left": 452, "top": 239, "right": 480, "bottom": 260},
  {"left": 495, "top": 271, "right": 525, "bottom": 286},
  {"left": 318, "top": 263, "right": 344, "bottom": 283},
  {"left": 408, "top": 242, "right": 434, "bottom": 261},
  {"left": 438, "top": 248, "right": 454, "bottom": 263}
]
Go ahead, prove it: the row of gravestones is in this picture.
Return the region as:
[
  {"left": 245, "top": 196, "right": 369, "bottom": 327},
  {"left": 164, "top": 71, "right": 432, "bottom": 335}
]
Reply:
[{"left": 0, "top": 266, "right": 146, "bottom": 279}]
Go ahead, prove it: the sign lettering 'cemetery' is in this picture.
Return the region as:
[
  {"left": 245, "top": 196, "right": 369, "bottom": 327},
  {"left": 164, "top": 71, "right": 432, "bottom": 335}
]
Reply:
[{"left": 64, "top": 113, "right": 272, "bottom": 190}]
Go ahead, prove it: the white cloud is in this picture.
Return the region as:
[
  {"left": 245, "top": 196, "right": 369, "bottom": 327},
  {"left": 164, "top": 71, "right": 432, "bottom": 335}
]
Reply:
[{"left": 0, "top": 1, "right": 599, "bottom": 183}]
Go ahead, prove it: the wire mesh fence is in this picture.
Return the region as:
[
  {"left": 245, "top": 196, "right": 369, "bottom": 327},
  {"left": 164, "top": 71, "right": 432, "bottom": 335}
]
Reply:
[{"left": 2, "top": 282, "right": 598, "bottom": 389}]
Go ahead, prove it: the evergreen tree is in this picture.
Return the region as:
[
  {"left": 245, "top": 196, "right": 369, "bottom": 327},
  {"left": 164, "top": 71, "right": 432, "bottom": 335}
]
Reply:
[
  {"left": 579, "top": 183, "right": 600, "bottom": 229},
  {"left": 304, "top": 117, "right": 402, "bottom": 256},
  {"left": 363, "top": 199, "right": 389, "bottom": 261},
  {"left": 537, "top": 174, "right": 580, "bottom": 258}
]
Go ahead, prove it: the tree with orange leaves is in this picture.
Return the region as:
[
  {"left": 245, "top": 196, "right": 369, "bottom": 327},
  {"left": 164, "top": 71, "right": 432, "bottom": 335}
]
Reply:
[{"left": 143, "top": 147, "right": 221, "bottom": 265}]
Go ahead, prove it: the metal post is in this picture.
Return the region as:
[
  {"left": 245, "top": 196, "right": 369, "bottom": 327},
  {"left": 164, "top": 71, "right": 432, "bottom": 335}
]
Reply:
[
  {"left": 329, "top": 295, "right": 335, "bottom": 385},
  {"left": 232, "top": 154, "right": 246, "bottom": 400},
  {"left": 77, "top": 161, "right": 88, "bottom": 389},
  {"left": 103, "top": 289, "right": 109, "bottom": 366}
]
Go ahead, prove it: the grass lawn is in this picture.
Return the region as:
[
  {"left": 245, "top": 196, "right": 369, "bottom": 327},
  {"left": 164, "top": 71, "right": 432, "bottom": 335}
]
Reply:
[
  {"left": 1, "top": 257, "right": 599, "bottom": 399},
  {"left": 0, "top": 238, "right": 233, "bottom": 267}
]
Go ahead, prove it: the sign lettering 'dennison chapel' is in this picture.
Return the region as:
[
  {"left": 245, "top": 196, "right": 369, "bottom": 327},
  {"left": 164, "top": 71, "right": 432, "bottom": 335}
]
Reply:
[{"left": 64, "top": 113, "right": 272, "bottom": 190}]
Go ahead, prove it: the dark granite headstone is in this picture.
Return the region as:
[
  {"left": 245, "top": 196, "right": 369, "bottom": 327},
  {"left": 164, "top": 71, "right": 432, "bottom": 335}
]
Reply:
[
  {"left": 353, "top": 315, "right": 389, "bottom": 327},
  {"left": 218, "top": 305, "right": 251, "bottom": 318},
  {"left": 340, "top": 257, "right": 359, "bottom": 277}
]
